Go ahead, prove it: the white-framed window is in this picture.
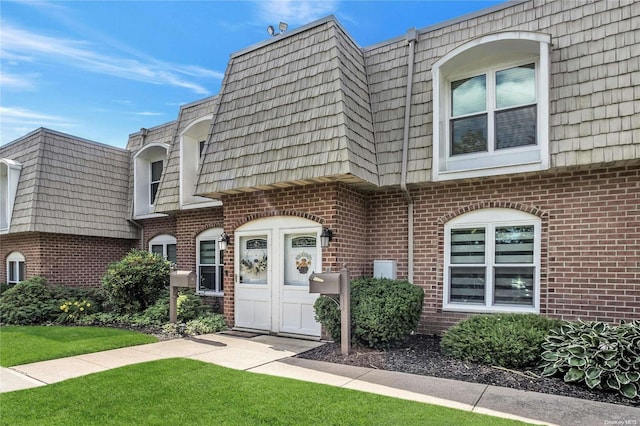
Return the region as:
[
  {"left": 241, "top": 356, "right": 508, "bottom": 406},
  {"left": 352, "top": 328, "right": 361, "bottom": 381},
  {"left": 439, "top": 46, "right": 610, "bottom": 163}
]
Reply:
[
  {"left": 432, "top": 32, "right": 551, "bottom": 181},
  {"left": 133, "top": 143, "right": 169, "bottom": 218},
  {"left": 443, "top": 208, "right": 541, "bottom": 313},
  {"left": 1, "top": 158, "right": 22, "bottom": 233},
  {"left": 196, "top": 228, "right": 224, "bottom": 295},
  {"left": 6, "top": 251, "right": 25, "bottom": 284},
  {"left": 179, "top": 116, "right": 219, "bottom": 209},
  {"left": 149, "top": 234, "right": 177, "bottom": 264}
]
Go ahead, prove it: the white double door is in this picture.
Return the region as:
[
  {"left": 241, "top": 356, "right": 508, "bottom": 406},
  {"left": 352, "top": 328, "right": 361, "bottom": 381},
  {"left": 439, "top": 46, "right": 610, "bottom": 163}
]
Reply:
[{"left": 234, "top": 217, "right": 322, "bottom": 337}]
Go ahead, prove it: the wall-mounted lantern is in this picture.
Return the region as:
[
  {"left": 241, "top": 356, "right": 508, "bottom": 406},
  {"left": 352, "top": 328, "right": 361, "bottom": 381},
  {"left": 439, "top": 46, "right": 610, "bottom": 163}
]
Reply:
[
  {"left": 218, "top": 232, "right": 230, "bottom": 251},
  {"left": 320, "top": 228, "right": 333, "bottom": 248}
]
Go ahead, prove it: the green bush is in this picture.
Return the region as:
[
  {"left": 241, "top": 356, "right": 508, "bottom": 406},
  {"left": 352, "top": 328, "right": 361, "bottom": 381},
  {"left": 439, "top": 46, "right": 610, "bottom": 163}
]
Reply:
[
  {"left": 0, "top": 277, "right": 59, "bottom": 325},
  {"left": 314, "top": 277, "right": 424, "bottom": 349},
  {"left": 184, "top": 314, "right": 227, "bottom": 336},
  {"left": 0, "top": 282, "right": 14, "bottom": 295},
  {"left": 539, "top": 320, "right": 640, "bottom": 400},
  {"left": 102, "top": 249, "right": 170, "bottom": 314},
  {"left": 440, "top": 314, "right": 562, "bottom": 368}
]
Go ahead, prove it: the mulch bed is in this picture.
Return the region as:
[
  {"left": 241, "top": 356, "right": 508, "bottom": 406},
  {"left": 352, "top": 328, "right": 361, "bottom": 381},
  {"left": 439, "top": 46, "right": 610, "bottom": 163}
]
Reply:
[{"left": 295, "top": 334, "right": 639, "bottom": 408}]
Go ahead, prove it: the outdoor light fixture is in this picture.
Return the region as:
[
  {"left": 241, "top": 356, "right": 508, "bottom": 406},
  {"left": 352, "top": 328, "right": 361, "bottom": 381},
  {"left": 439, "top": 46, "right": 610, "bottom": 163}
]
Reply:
[
  {"left": 218, "top": 232, "right": 230, "bottom": 251},
  {"left": 267, "top": 22, "right": 288, "bottom": 36},
  {"left": 320, "top": 228, "right": 333, "bottom": 248}
]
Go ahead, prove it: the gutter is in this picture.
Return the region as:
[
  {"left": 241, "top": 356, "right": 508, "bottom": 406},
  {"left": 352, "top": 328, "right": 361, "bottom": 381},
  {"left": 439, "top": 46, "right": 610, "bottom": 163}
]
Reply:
[
  {"left": 127, "top": 219, "right": 144, "bottom": 250},
  {"left": 401, "top": 28, "right": 417, "bottom": 283}
]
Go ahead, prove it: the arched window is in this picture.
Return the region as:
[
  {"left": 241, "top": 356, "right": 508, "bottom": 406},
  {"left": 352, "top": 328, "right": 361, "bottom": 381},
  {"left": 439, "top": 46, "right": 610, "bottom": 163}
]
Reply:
[
  {"left": 133, "top": 143, "right": 169, "bottom": 217},
  {"left": 148, "top": 234, "right": 177, "bottom": 264},
  {"left": 432, "top": 32, "right": 551, "bottom": 181},
  {"left": 6, "top": 251, "right": 25, "bottom": 284},
  {"left": 180, "top": 116, "right": 216, "bottom": 208},
  {"left": 196, "top": 228, "right": 224, "bottom": 295},
  {"left": 444, "top": 209, "right": 541, "bottom": 313},
  {"left": 1, "top": 158, "right": 22, "bottom": 233}
]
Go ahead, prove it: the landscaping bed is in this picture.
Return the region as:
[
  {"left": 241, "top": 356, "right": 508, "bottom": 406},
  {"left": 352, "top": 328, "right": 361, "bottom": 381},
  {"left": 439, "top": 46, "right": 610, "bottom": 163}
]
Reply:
[{"left": 296, "top": 333, "right": 639, "bottom": 408}]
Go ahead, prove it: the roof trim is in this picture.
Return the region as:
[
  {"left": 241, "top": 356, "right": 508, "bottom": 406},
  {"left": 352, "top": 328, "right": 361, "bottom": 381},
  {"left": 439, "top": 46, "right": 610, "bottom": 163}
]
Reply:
[
  {"left": 1, "top": 127, "right": 129, "bottom": 152},
  {"left": 179, "top": 94, "right": 218, "bottom": 111},
  {"left": 231, "top": 15, "right": 358, "bottom": 59},
  {"left": 362, "top": 0, "right": 528, "bottom": 52},
  {"left": 129, "top": 120, "right": 178, "bottom": 138}
]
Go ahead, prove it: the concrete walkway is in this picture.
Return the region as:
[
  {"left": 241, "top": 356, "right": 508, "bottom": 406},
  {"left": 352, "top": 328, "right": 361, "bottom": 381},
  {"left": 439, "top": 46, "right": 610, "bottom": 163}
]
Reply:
[{"left": 1, "top": 334, "right": 638, "bottom": 425}]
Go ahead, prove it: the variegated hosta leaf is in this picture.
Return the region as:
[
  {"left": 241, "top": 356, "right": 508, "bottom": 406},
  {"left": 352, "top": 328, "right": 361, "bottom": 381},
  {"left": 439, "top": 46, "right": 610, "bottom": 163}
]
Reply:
[
  {"left": 564, "top": 367, "right": 584, "bottom": 383},
  {"left": 569, "top": 357, "right": 586, "bottom": 367},
  {"left": 541, "top": 351, "right": 559, "bottom": 362},
  {"left": 585, "top": 375, "right": 601, "bottom": 389},
  {"left": 620, "top": 383, "right": 638, "bottom": 399}
]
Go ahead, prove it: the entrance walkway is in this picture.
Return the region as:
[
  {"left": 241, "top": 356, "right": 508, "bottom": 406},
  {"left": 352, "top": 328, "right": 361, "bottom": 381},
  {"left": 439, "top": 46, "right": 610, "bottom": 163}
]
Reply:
[{"left": 2, "top": 334, "right": 637, "bottom": 425}]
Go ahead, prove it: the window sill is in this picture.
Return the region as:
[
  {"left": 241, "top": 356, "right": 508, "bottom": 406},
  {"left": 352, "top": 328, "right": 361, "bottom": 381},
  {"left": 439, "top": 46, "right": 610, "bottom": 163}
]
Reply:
[
  {"left": 197, "top": 291, "right": 224, "bottom": 297},
  {"left": 443, "top": 304, "right": 539, "bottom": 314},
  {"left": 434, "top": 160, "right": 546, "bottom": 182}
]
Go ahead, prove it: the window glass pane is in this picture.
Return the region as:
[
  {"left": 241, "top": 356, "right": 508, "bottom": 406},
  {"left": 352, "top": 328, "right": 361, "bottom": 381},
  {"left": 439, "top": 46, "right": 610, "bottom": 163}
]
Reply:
[
  {"left": 150, "top": 182, "right": 160, "bottom": 204},
  {"left": 451, "top": 228, "right": 485, "bottom": 264},
  {"left": 18, "top": 261, "right": 25, "bottom": 281},
  {"left": 199, "top": 266, "right": 217, "bottom": 292},
  {"left": 217, "top": 265, "right": 224, "bottom": 292},
  {"left": 452, "top": 75, "right": 486, "bottom": 116},
  {"left": 167, "top": 244, "right": 177, "bottom": 263},
  {"left": 199, "top": 240, "right": 217, "bottom": 265},
  {"left": 495, "top": 105, "right": 537, "bottom": 149},
  {"left": 496, "top": 64, "right": 535, "bottom": 109},
  {"left": 8, "top": 261, "right": 16, "bottom": 282},
  {"left": 451, "top": 114, "right": 488, "bottom": 155},
  {"left": 151, "top": 245, "right": 163, "bottom": 256},
  {"left": 199, "top": 141, "right": 206, "bottom": 157},
  {"left": 240, "top": 236, "right": 268, "bottom": 284},
  {"left": 495, "top": 226, "right": 534, "bottom": 263},
  {"left": 450, "top": 267, "right": 485, "bottom": 303},
  {"left": 494, "top": 266, "right": 534, "bottom": 306},
  {"left": 151, "top": 160, "right": 163, "bottom": 182}
]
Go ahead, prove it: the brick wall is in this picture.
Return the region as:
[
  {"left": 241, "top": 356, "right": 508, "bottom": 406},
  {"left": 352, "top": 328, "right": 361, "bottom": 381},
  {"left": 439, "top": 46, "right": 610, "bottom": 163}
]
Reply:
[
  {"left": 368, "top": 163, "right": 640, "bottom": 333},
  {"left": 0, "top": 232, "right": 135, "bottom": 287}
]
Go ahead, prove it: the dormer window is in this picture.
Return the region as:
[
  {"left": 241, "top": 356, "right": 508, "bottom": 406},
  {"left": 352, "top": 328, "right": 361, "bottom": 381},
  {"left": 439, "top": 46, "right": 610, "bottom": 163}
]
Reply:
[
  {"left": 432, "top": 32, "right": 551, "bottom": 181},
  {"left": 180, "top": 115, "right": 217, "bottom": 208},
  {"left": 133, "top": 143, "right": 169, "bottom": 218},
  {"left": 1, "top": 158, "right": 22, "bottom": 233}
]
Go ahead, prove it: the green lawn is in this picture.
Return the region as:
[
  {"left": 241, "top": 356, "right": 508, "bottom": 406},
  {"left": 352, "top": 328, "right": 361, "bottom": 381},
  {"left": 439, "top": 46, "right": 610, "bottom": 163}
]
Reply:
[
  {"left": 0, "top": 358, "right": 529, "bottom": 425},
  {"left": 0, "top": 326, "right": 158, "bottom": 367}
]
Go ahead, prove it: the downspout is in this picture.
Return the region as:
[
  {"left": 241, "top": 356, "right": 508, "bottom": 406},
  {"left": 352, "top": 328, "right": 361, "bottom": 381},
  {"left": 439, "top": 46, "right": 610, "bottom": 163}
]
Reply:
[{"left": 401, "top": 28, "right": 417, "bottom": 283}]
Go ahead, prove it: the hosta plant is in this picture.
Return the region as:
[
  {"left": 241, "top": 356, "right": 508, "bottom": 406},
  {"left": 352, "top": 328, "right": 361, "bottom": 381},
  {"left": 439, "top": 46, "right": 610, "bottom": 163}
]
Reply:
[{"left": 539, "top": 320, "right": 640, "bottom": 399}]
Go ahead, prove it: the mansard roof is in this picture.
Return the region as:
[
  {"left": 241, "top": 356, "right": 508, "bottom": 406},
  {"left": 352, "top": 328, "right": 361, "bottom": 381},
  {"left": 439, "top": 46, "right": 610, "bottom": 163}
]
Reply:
[
  {"left": 194, "top": 17, "right": 378, "bottom": 198},
  {"left": 0, "top": 128, "right": 137, "bottom": 239}
]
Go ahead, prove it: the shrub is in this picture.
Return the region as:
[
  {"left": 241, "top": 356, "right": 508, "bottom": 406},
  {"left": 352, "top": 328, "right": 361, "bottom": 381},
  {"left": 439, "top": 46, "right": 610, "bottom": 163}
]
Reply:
[
  {"left": 440, "top": 313, "right": 562, "bottom": 368},
  {"left": 102, "top": 249, "right": 170, "bottom": 314},
  {"left": 314, "top": 277, "right": 424, "bottom": 349},
  {"left": 539, "top": 320, "right": 640, "bottom": 400},
  {"left": 0, "top": 282, "right": 14, "bottom": 295},
  {"left": 0, "top": 277, "right": 59, "bottom": 325},
  {"left": 184, "top": 314, "right": 227, "bottom": 336}
]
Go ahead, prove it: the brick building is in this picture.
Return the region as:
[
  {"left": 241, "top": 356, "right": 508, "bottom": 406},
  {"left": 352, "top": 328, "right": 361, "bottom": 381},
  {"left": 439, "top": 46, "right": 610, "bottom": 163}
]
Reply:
[{"left": 2, "top": 0, "right": 639, "bottom": 335}]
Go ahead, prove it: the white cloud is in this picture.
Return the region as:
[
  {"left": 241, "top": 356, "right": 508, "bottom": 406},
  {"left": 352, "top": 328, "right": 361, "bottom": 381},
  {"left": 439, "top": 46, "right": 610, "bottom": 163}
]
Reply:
[
  {"left": 0, "top": 106, "right": 76, "bottom": 143},
  {"left": 0, "top": 24, "right": 221, "bottom": 95},
  {"left": 0, "top": 72, "right": 39, "bottom": 91},
  {"left": 132, "top": 111, "right": 165, "bottom": 117},
  {"left": 255, "top": 0, "right": 339, "bottom": 25}
]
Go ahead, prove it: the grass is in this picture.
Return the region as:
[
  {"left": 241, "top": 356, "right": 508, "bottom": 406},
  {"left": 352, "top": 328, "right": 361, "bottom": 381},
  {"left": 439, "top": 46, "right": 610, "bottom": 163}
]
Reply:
[
  {"left": 0, "top": 358, "right": 529, "bottom": 425},
  {"left": 0, "top": 326, "right": 158, "bottom": 367}
]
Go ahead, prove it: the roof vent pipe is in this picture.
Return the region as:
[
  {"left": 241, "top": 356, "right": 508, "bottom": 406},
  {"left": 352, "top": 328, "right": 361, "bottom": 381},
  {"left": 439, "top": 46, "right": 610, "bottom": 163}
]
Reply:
[{"left": 401, "top": 28, "right": 417, "bottom": 283}]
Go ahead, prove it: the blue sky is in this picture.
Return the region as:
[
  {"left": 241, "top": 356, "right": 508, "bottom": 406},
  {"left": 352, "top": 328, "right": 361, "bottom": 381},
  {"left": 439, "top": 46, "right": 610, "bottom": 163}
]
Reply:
[{"left": 1, "top": 0, "right": 504, "bottom": 148}]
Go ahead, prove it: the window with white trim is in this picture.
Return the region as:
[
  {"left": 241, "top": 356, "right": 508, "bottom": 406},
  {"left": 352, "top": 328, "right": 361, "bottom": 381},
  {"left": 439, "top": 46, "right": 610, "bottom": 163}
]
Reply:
[
  {"left": 6, "top": 251, "right": 25, "bottom": 284},
  {"left": 1, "top": 158, "right": 22, "bottom": 233},
  {"left": 179, "top": 116, "right": 215, "bottom": 208},
  {"left": 149, "top": 234, "right": 177, "bottom": 264},
  {"left": 196, "top": 228, "right": 224, "bottom": 295},
  {"left": 133, "top": 143, "right": 168, "bottom": 218},
  {"left": 444, "top": 209, "right": 540, "bottom": 313},
  {"left": 432, "top": 32, "right": 551, "bottom": 181}
]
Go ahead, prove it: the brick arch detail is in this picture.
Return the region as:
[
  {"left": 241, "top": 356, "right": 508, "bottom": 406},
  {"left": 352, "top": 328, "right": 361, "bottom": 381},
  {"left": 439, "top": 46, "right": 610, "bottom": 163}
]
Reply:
[
  {"left": 191, "top": 222, "right": 225, "bottom": 239},
  {"left": 147, "top": 232, "right": 177, "bottom": 241},
  {"left": 232, "top": 210, "right": 325, "bottom": 230},
  {"left": 436, "top": 201, "right": 548, "bottom": 225}
]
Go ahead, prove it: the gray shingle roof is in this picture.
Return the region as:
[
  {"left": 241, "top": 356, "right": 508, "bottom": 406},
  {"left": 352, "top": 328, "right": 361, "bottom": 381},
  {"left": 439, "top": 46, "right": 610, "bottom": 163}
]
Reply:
[
  {"left": 195, "top": 17, "right": 378, "bottom": 197},
  {"left": 1, "top": 128, "right": 138, "bottom": 239}
]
